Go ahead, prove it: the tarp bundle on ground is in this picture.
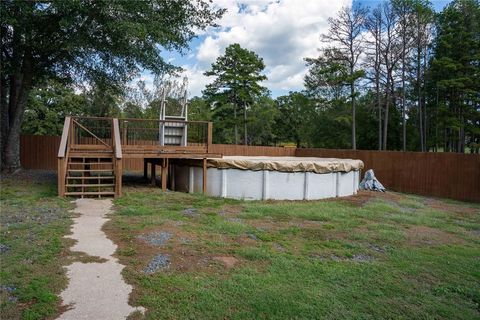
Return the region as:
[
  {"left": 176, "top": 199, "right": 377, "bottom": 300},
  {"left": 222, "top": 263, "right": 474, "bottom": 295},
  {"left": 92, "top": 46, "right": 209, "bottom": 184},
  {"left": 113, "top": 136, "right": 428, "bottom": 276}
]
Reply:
[
  {"left": 359, "top": 169, "right": 386, "bottom": 192},
  {"left": 206, "top": 156, "right": 364, "bottom": 174}
]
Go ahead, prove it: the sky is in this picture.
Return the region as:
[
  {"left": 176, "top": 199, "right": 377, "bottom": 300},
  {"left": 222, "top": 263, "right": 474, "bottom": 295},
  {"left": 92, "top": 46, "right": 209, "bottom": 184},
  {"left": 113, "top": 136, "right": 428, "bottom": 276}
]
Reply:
[{"left": 142, "top": 0, "right": 453, "bottom": 98}]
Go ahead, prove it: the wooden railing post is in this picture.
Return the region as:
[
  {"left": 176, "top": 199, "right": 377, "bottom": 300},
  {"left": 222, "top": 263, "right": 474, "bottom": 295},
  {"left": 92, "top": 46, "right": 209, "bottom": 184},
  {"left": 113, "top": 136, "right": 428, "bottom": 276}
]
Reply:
[
  {"left": 57, "top": 117, "right": 71, "bottom": 197},
  {"left": 112, "top": 118, "right": 123, "bottom": 197}
]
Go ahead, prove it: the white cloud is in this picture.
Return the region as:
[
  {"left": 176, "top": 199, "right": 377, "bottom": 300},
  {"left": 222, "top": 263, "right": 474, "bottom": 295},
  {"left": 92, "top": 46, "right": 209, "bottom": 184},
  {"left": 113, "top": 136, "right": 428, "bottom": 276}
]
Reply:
[{"left": 185, "top": 0, "right": 351, "bottom": 97}]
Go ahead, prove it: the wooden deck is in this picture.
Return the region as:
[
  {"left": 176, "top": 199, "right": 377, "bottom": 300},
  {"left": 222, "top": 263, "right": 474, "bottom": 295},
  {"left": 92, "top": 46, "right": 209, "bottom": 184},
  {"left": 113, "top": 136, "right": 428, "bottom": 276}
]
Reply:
[{"left": 58, "top": 116, "right": 222, "bottom": 198}]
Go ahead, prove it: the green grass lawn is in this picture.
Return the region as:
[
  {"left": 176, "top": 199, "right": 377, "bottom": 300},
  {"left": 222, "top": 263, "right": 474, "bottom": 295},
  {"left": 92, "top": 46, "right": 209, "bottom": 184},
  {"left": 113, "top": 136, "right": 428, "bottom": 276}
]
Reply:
[
  {"left": 106, "top": 183, "right": 480, "bottom": 320},
  {"left": 0, "top": 171, "right": 73, "bottom": 320},
  {"left": 1, "top": 172, "right": 479, "bottom": 320}
]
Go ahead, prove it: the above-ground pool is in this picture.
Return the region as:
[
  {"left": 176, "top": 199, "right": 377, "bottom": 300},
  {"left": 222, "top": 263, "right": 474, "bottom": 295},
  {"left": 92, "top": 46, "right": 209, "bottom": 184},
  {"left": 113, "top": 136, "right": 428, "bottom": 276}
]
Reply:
[{"left": 172, "top": 156, "right": 364, "bottom": 201}]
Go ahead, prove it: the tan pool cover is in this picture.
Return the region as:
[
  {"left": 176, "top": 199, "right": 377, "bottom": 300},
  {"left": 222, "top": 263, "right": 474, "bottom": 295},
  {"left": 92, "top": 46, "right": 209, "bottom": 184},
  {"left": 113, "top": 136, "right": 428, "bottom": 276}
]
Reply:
[{"left": 207, "top": 156, "right": 364, "bottom": 174}]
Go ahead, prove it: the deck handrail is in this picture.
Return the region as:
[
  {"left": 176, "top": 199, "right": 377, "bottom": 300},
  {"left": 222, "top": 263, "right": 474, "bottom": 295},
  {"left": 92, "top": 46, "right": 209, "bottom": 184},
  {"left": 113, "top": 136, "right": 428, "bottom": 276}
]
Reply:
[
  {"left": 58, "top": 117, "right": 71, "bottom": 158},
  {"left": 112, "top": 118, "right": 122, "bottom": 159},
  {"left": 74, "top": 115, "right": 210, "bottom": 125}
]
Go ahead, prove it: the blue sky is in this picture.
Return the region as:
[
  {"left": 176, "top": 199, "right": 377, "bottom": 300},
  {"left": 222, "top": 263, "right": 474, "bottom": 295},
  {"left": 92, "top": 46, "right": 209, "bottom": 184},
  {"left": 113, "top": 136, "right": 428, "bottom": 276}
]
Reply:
[{"left": 143, "top": 0, "right": 453, "bottom": 98}]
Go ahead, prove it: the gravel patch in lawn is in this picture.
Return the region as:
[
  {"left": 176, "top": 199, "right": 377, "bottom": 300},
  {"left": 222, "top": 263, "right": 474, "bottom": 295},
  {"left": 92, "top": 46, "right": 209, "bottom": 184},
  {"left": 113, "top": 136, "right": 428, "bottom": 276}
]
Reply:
[
  {"left": 1, "top": 207, "right": 67, "bottom": 226},
  {"left": 138, "top": 231, "right": 173, "bottom": 246},
  {"left": 144, "top": 254, "right": 171, "bottom": 273},
  {"left": 0, "top": 285, "right": 17, "bottom": 302},
  {"left": 0, "top": 243, "right": 10, "bottom": 254},
  {"left": 182, "top": 208, "right": 198, "bottom": 217}
]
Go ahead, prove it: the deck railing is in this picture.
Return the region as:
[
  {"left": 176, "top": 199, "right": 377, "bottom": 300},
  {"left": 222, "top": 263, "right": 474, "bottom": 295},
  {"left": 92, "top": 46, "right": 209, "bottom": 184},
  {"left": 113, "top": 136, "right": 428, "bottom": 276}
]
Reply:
[
  {"left": 117, "top": 118, "right": 212, "bottom": 152},
  {"left": 70, "top": 116, "right": 113, "bottom": 147}
]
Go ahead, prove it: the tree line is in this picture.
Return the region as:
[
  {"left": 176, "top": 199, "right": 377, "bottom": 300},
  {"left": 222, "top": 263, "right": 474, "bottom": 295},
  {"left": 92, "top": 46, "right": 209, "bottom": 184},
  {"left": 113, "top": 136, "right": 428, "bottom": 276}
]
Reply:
[{"left": 4, "top": 0, "right": 479, "bottom": 172}]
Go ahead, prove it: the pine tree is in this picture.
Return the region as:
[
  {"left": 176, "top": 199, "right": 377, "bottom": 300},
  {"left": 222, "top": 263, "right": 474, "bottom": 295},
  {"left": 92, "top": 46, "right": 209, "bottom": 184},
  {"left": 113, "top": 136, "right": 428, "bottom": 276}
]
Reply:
[{"left": 203, "top": 44, "right": 267, "bottom": 145}]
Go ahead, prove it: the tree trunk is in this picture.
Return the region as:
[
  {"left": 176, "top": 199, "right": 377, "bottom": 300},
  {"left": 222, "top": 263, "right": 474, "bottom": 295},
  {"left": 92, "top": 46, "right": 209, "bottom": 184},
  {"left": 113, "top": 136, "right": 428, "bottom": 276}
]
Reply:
[
  {"left": 2, "top": 81, "right": 32, "bottom": 171},
  {"left": 378, "top": 93, "right": 382, "bottom": 151},
  {"left": 233, "top": 104, "right": 238, "bottom": 145},
  {"left": 422, "top": 48, "right": 428, "bottom": 151},
  {"left": 243, "top": 103, "right": 247, "bottom": 145},
  {"left": 0, "top": 76, "right": 9, "bottom": 158},
  {"left": 435, "top": 86, "right": 439, "bottom": 152},
  {"left": 417, "top": 59, "right": 424, "bottom": 151},
  {"left": 382, "top": 74, "right": 391, "bottom": 151},
  {"left": 351, "top": 81, "right": 356, "bottom": 150},
  {"left": 401, "top": 41, "right": 406, "bottom": 151}
]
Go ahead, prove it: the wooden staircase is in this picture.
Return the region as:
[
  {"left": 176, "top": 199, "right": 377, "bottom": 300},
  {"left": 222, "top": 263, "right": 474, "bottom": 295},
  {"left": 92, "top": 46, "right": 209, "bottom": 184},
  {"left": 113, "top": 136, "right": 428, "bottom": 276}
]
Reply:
[
  {"left": 58, "top": 117, "right": 122, "bottom": 198},
  {"left": 65, "top": 154, "right": 116, "bottom": 197}
]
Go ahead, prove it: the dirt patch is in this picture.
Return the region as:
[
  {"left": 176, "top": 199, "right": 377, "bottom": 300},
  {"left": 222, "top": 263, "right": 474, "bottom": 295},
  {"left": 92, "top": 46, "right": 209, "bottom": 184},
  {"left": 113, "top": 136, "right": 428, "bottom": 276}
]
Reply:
[
  {"left": 333, "top": 191, "right": 378, "bottom": 207},
  {"left": 425, "top": 198, "right": 479, "bottom": 217},
  {"left": 218, "top": 204, "right": 244, "bottom": 217},
  {"left": 405, "top": 225, "right": 466, "bottom": 246},
  {"left": 213, "top": 256, "right": 239, "bottom": 269},
  {"left": 336, "top": 191, "right": 414, "bottom": 208}
]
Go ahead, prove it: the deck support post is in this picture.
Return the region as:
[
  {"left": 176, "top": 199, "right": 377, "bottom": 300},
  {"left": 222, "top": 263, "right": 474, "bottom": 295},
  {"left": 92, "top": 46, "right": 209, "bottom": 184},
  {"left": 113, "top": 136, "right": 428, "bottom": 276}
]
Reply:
[
  {"left": 115, "top": 158, "right": 123, "bottom": 197},
  {"left": 58, "top": 158, "right": 66, "bottom": 197},
  {"left": 202, "top": 158, "right": 207, "bottom": 194},
  {"left": 161, "top": 158, "right": 168, "bottom": 192},
  {"left": 150, "top": 160, "right": 156, "bottom": 186},
  {"left": 143, "top": 159, "right": 148, "bottom": 180}
]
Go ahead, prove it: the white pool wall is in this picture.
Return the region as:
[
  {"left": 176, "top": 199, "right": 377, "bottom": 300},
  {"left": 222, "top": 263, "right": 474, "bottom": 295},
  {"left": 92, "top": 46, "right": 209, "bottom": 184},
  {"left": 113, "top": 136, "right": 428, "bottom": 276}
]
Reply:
[{"left": 173, "top": 165, "right": 360, "bottom": 200}]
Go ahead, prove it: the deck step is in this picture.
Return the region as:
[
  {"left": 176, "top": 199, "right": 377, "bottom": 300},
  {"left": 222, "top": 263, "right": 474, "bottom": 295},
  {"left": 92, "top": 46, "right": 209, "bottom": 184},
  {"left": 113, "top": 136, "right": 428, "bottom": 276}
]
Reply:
[
  {"left": 66, "top": 184, "right": 115, "bottom": 187},
  {"left": 69, "top": 154, "right": 113, "bottom": 158},
  {"left": 67, "top": 176, "right": 114, "bottom": 180},
  {"left": 68, "top": 169, "right": 113, "bottom": 173},
  {"left": 65, "top": 191, "right": 115, "bottom": 196},
  {"left": 69, "top": 162, "right": 113, "bottom": 165}
]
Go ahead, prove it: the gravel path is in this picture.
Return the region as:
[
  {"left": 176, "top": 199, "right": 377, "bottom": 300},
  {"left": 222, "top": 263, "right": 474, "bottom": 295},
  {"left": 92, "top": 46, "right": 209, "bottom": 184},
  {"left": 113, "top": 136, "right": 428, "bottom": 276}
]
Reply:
[{"left": 57, "top": 199, "right": 144, "bottom": 320}]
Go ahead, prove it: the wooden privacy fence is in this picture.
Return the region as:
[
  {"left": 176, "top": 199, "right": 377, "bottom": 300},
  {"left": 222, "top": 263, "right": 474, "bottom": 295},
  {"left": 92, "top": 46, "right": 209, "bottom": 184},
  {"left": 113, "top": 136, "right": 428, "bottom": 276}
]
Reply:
[
  {"left": 20, "top": 134, "right": 479, "bottom": 202},
  {"left": 296, "top": 148, "right": 480, "bottom": 202}
]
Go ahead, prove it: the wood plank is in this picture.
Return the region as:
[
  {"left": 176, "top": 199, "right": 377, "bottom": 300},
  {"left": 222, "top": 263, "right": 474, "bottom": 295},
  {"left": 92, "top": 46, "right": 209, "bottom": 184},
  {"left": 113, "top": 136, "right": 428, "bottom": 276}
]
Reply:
[
  {"left": 113, "top": 118, "right": 123, "bottom": 159},
  {"left": 115, "top": 158, "right": 122, "bottom": 197},
  {"left": 122, "top": 153, "right": 222, "bottom": 159},
  {"left": 58, "top": 117, "right": 71, "bottom": 158},
  {"left": 143, "top": 159, "right": 148, "bottom": 179},
  {"left": 207, "top": 122, "right": 213, "bottom": 153},
  {"left": 161, "top": 158, "right": 168, "bottom": 191},
  {"left": 71, "top": 144, "right": 112, "bottom": 150},
  {"left": 58, "top": 158, "right": 65, "bottom": 196},
  {"left": 202, "top": 158, "right": 207, "bottom": 194},
  {"left": 66, "top": 184, "right": 115, "bottom": 187},
  {"left": 67, "top": 176, "right": 114, "bottom": 180},
  {"left": 69, "top": 162, "right": 113, "bottom": 165},
  {"left": 150, "top": 161, "right": 156, "bottom": 186},
  {"left": 68, "top": 169, "right": 113, "bottom": 172},
  {"left": 65, "top": 191, "right": 115, "bottom": 196}
]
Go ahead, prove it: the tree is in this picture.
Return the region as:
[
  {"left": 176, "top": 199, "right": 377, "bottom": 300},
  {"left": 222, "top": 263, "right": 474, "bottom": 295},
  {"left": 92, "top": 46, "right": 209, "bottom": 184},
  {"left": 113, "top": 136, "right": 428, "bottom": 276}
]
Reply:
[
  {"left": 379, "top": 1, "right": 402, "bottom": 150},
  {"left": 22, "top": 80, "right": 87, "bottom": 135},
  {"left": 248, "top": 96, "right": 278, "bottom": 146},
  {"left": 392, "top": 0, "right": 415, "bottom": 151},
  {"left": 410, "top": 0, "right": 434, "bottom": 152},
  {"left": 203, "top": 43, "right": 267, "bottom": 145},
  {"left": 275, "top": 92, "right": 317, "bottom": 147},
  {"left": 321, "top": 4, "right": 367, "bottom": 150},
  {"left": 429, "top": 0, "right": 479, "bottom": 153},
  {"left": 365, "top": 4, "right": 384, "bottom": 150},
  {"left": 1, "top": 0, "right": 224, "bottom": 171}
]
